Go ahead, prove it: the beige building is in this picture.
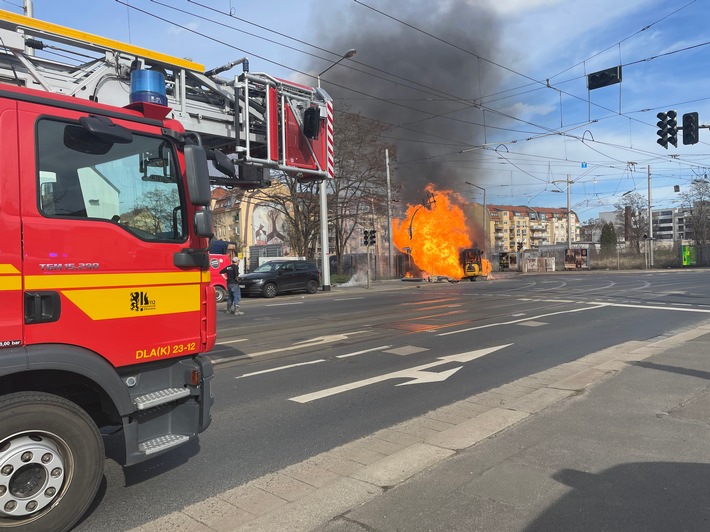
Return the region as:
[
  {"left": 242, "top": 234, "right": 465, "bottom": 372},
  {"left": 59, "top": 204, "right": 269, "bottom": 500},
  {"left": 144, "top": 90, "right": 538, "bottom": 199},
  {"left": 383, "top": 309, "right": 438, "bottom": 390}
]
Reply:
[
  {"left": 479, "top": 205, "right": 579, "bottom": 253},
  {"left": 210, "top": 185, "right": 296, "bottom": 269}
]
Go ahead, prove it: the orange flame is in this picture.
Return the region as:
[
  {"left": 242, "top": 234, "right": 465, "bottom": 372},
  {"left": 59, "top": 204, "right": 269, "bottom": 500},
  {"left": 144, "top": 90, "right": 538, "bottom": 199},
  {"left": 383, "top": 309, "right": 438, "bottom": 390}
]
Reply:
[{"left": 393, "top": 185, "right": 472, "bottom": 278}]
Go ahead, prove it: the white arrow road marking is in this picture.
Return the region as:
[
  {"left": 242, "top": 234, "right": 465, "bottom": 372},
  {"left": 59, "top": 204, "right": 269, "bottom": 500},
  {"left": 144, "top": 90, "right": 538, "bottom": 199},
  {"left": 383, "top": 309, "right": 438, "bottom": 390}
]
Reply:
[
  {"left": 237, "top": 359, "right": 325, "bottom": 379},
  {"left": 246, "top": 331, "right": 369, "bottom": 358},
  {"left": 289, "top": 344, "right": 512, "bottom": 404},
  {"left": 396, "top": 366, "right": 462, "bottom": 386}
]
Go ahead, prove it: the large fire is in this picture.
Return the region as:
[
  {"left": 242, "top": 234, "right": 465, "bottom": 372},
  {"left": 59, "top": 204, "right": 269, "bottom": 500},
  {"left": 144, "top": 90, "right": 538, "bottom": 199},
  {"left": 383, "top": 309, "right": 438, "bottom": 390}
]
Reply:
[{"left": 392, "top": 185, "right": 475, "bottom": 278}]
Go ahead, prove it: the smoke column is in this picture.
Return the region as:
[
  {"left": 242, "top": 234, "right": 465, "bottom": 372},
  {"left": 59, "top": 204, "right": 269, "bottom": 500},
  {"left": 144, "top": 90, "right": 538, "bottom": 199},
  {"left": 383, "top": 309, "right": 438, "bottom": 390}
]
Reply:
[{"left": 307, "top": 0, "right": 504, "bottom": 204}]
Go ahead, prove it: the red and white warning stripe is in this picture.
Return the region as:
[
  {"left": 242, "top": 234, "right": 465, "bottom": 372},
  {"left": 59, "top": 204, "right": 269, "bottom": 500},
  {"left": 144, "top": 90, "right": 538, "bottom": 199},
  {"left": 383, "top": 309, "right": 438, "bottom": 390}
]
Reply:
[{"left": 326, "top": 100, "right": 334, "bottom": 178}]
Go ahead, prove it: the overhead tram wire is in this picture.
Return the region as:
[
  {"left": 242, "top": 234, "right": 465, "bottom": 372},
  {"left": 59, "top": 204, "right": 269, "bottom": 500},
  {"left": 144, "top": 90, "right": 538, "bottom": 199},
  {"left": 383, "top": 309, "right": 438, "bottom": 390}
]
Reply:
[
  {"left": 352, "top": 0, "right": 707, "bottom": 139},
  {"left": 546, "top": 0, "right": 697, "bottom": 82},
  {"left": 118, "top": 1, "right": 559, "bottom": 150},
  {"left": 121, "top": 1, "right": 709, "bottom": 190},
  {"left": 148, "top": 0, "right": 700, "bottom": 162},
  {"left": 154, "top": 0, "right": 574, "bottom": 140},
  {"left": 189, "top": 0, "right": 709, "bottom": 153}
]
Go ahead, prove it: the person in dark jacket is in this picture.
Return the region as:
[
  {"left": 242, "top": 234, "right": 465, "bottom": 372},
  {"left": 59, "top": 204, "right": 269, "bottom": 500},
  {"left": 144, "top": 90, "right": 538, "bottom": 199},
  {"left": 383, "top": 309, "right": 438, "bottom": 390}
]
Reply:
[{"left": 219, "top": 257, "right": 242, "bottom": 315}]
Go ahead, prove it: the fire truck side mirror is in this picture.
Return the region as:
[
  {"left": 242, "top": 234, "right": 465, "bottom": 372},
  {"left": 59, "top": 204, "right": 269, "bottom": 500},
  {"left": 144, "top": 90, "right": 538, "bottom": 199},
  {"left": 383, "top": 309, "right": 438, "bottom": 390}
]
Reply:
[
  {"left": 183, "top": 144, "right": 212, "bottom": 206},
  {"left": 194, "top": 208, "right": 214, "bottom": 239}
]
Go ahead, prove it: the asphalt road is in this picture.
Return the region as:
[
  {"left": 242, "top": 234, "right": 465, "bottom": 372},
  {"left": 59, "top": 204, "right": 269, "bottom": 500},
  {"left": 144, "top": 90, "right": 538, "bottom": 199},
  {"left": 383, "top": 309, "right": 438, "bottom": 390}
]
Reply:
[{"left": 74, "top": 270, "right": 710, "bottom": 531}]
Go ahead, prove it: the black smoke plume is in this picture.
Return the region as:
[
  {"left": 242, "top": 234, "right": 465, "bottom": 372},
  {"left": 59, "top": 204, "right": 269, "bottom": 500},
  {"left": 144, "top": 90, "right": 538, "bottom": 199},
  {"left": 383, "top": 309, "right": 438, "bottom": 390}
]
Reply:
[{"left": 308, "top": 0, "right": 504, "bottom": 204}]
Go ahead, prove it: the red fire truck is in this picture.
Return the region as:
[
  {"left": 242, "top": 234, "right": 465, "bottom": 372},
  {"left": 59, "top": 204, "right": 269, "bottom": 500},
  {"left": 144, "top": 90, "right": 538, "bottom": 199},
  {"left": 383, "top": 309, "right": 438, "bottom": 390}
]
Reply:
[{"left": 0, "top": 9, "right": 332, "bottom": 531}]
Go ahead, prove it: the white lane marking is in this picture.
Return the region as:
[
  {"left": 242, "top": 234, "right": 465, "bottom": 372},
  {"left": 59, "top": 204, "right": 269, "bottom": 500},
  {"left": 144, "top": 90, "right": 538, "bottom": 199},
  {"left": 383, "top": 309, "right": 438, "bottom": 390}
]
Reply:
[
  {"left": 246, "top": 331, "right": 369, "bottom": 358},
  {"left": 334, "top": 297, "right": 366, "bottom": 301},
  {"left": 237, "top": 359, "right": 325, "bottom": 379},
  {"left": 442, "top": 298, "right": 710, "bottom": 338},
  {"left": 289, "top": 344, "right": 512, "bottom": 404},
  {"left": 266, "top": 302, "right": 304, "bottom": 307},
  {"left": 438, "top": 304, "right": 610, "bottom": 336},
  {"left": 588, "top": 301, "right": 710, "bottom": 313},
  {"left": 216, "top": 338, "right": 249, "bottom": 345},
  {"left": 336, "top": 346, "right": 392, "bottom": 359}
]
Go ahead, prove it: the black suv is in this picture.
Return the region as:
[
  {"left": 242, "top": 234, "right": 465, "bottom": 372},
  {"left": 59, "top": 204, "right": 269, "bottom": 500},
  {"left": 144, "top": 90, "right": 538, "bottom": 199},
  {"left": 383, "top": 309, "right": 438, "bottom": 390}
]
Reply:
[{"left": 239, "top": 260, "right": 320, "bottom": 298}]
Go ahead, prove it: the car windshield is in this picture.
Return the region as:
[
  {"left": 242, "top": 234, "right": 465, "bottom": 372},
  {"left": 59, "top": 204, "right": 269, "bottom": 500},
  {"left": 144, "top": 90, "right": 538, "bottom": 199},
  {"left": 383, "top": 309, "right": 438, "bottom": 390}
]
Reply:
[{"left": 254, "top": 262, "right": 284, "bottom": 273}]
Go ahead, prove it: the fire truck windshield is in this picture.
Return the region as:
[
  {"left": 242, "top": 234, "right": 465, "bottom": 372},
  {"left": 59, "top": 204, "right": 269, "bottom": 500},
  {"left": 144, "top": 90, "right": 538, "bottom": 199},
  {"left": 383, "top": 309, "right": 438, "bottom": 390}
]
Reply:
[{"left": 36, "top": 118, "right": 185, "bottom": 241}]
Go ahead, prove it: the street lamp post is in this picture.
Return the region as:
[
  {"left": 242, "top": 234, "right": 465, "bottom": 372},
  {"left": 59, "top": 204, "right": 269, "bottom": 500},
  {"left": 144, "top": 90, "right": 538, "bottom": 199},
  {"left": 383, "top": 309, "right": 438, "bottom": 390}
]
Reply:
[
  {"left": 465, "top": 181, "right": 487, "bottom": 256},
  {"left": 386, "top": 149, "right": 393, "bottom": 278},
  {"left": 552, "top": 175, "right": 573, "bottom": 248},
  {"left": 316, "top": 49, "right": 357, "bottom": 291}
]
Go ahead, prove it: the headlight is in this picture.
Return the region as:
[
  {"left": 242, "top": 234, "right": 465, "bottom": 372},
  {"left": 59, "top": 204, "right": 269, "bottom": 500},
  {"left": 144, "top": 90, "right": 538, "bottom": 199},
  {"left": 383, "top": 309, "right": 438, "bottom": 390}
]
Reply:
[{"left": 253, "top": 278, "right": 264, "bottom": 285}]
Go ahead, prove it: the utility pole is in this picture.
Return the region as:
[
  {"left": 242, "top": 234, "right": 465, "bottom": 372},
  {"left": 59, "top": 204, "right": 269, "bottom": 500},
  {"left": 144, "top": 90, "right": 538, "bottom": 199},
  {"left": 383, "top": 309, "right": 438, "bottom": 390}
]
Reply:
[
  {"left": 567, "top": 174, "right": 572, "bottom": 249},
  {"left": 552, "top": 175, "right": 573, "bottom": 248},
  {"left": 385, "top": 149, "right": 393, "bottom": 278},
  {"left": 648, "top": 165, "right": 653, "bottom": 267},
  {"left": 316, "top": 49, "right": 357, "bottom": 292}
]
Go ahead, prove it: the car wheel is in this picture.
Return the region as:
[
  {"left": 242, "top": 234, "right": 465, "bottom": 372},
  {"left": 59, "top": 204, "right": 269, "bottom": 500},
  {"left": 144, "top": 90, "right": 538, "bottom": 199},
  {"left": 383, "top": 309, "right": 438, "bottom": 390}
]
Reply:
[
  {"left": 215, "top": 286, "right": 227, "bottom": 303},
  {"left": 306, "top": 280, "right": 318, "bottom": 294},
  {"left": 262, "top": 283, "right": 277, "bottom": 298}
]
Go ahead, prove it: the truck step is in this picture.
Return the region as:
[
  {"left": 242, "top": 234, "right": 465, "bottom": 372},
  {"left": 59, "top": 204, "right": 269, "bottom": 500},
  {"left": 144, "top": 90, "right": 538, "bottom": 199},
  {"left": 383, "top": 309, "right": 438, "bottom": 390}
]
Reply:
[
  {"left": 134, "top": 387, "right": 190, "bottom": 410},
  {"left": 139, "top": 434, "right": 190, "bottom": 455}
]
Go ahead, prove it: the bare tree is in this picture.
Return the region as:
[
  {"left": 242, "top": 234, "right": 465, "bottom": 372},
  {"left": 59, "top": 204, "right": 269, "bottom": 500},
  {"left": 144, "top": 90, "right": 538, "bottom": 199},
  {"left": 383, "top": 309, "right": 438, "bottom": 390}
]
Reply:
[
  {"left": 680, "top": 179, "right": 710, "bottom": 246},
  {"left": 251, "top": 108, "right": 396, "bottom": 269},
  {"left": 614, "top": 193, "right": 647, "bottom": 254},
  {"left": 257, "top": 176, "right": 321, "bottom": 259},
  {"left": 580, "top": 217, "right": 604, "bottom": 243},
  {"left": 329, "top": 107, "right": 397, "bottom": 274}
]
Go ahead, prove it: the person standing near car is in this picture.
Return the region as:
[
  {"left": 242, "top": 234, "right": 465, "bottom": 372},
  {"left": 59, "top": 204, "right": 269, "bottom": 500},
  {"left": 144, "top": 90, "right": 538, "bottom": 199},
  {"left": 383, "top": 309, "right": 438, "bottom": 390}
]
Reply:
[{"left": 220, "top": 257, "right": 242, "bottom": 315}]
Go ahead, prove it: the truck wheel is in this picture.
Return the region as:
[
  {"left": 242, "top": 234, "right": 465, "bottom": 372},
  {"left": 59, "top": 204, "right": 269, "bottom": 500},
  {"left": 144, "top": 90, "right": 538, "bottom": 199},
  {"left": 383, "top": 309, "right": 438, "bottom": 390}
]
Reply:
[
  {"left": 215, "top": 286, "right": 227, "bottom": 303},
  {"left": 0, "top": 392, "right": 104, "bottom": 532},
  {"left": 306, "top": 280, "right": 318, "bottom": 294},
  {"left": 262, "top": 283, "right": 277, "bottom": 298}
]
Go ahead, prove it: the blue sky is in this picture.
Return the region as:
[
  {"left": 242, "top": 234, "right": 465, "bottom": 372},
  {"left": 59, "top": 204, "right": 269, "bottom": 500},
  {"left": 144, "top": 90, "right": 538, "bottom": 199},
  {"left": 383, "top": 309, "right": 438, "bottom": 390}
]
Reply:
[{"left": 13, "top": 0, "right": 710, "bottom": 222}]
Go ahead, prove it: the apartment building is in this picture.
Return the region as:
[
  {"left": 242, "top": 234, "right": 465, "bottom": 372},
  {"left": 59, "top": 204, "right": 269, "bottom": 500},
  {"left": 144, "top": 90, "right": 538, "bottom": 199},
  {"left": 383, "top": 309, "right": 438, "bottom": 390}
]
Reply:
[
  {"left": 486, "top": 205, "right": 579, "bottom": 253},
  {"left": 600, "top": 207, "right": 696, "bottom": 244}
]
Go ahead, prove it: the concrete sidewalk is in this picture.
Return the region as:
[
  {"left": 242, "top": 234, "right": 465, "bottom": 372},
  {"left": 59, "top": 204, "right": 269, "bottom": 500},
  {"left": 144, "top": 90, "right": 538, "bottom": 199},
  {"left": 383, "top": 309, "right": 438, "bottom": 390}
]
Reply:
[{"left": 132, "top": 319, "right": 710, "bottom": 532}]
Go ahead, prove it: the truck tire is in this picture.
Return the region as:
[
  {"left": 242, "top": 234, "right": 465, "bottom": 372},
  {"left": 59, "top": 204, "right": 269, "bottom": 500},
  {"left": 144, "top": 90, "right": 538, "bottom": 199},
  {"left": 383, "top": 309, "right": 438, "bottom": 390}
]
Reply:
[
  {"left": 0, "top": 392, "right": 104, "bottom": 532},
  {"left": 215, "top": 285, "right": 227, "bottom": 303}
]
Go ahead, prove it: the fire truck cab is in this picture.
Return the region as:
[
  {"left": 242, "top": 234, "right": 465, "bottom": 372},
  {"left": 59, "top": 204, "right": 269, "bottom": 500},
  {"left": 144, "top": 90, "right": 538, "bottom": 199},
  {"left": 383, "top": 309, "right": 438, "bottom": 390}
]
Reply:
[
  {"left": 0, "top": 83, "right": 222, "bottom": 531},
  {"left": 0, "top": 7, "right": 332, "bottom": 531}
]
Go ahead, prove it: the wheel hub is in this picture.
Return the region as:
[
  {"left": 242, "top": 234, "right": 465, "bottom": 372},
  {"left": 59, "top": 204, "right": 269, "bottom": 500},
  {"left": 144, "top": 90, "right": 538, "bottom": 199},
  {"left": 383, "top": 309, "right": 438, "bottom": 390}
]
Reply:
[{"left": 0, "top": 435, "right": 65, "bottom": 517}]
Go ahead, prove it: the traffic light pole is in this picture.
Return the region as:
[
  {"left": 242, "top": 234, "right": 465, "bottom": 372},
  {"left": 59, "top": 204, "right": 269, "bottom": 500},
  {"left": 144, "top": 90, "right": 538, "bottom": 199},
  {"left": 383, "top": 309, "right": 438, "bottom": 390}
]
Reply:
[
  {"left": 648, "top": 165, "right": 653, "bottom": 267},
  {"left": 366, "top": 241, "right": 371, "bottom": 290}
]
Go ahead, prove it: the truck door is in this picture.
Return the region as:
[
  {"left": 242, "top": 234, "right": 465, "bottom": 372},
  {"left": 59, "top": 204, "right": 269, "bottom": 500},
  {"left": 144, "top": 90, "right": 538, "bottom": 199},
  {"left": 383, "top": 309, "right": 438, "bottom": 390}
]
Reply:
[
  {"left": 0, "top": 98, "right": 22, "bottom": 350},
  {"left": 18, "top": 103, "right": 205, "bottom": 367}
]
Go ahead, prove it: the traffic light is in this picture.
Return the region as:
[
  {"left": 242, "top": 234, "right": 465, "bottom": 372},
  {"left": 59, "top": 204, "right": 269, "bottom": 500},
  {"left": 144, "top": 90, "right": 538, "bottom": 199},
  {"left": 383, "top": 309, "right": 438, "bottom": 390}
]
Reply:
[
  {"left": 369, "top": 229, "right": 376, "bottom": 246},
  {"left": 656, "top": 110, "right": 677, "bottom": 149},
  {"left": 683, "top": 112, "right": 699, "bottom": 145},
  {"left": 363, "top": 230, "right": 369, "bottom": 246},
  {"left": 668, "top": 110, "right": 678, "bottom": 147}
]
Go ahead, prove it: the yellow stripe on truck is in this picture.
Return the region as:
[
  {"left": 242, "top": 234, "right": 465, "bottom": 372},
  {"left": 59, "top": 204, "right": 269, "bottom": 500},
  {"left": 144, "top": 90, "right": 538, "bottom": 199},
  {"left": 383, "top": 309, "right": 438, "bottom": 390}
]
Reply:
[
  {"left": 0, "top": 264, "right": 20, "bottom": 274},
  {"left": 0, "top": 276, "right": 21, "bottom": 290},
  {"left": 25, "top": 271, "right": 201, "bottom": 290},
  {"left": 0, "top": 264, "right": 21, "bottom": 291},
  {"left": 63, "top": 284, "right": 200, "bottom": 320}
]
